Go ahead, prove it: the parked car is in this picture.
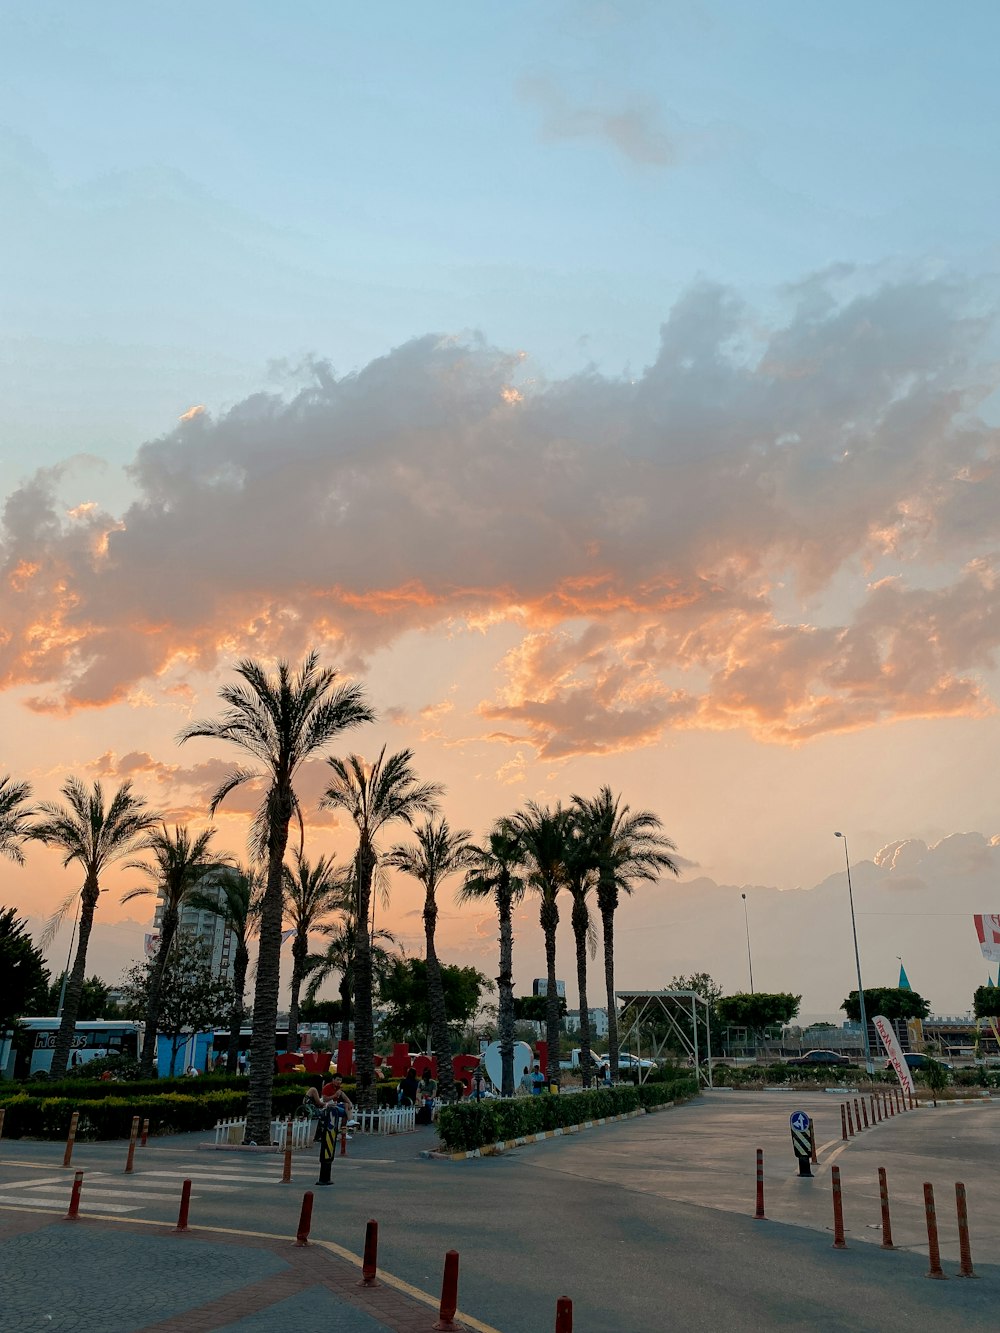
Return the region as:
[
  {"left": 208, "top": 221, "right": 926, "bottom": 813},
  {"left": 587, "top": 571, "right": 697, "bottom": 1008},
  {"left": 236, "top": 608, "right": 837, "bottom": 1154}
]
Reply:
[
  {"left": 785, "top": 1050, "right": 853, "bottom": 1067},
  {"left": 888, "top": 1053, "right": 953, "bottom": 1073},
  {"left": 616, "top": 1053, "right": 658, "bottom": 1071}
]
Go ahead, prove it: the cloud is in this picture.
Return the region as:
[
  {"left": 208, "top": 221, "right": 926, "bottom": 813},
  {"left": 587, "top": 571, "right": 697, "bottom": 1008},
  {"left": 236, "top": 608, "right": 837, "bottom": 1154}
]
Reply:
[
  {"left": 3, "top": 274, "right": 1000, "bottom": 755},
  {"left": 518, "top": 75, "right": 676, "bottom": 167}
]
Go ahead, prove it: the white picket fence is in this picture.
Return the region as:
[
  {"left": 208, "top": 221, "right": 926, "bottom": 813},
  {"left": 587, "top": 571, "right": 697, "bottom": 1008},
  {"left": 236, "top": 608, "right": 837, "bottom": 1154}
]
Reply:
[
  {"left": 356, "top": 1105, "right": 416, "bottom": 1135},
  {"left": 212, "top": 1116, "right": 313, "bottom": 1149}
]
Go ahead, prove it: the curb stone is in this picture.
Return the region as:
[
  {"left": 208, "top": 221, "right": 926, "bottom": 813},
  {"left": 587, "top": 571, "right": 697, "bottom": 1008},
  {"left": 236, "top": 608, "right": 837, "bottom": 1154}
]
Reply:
[{"left": 421, "top": 1099, "right": 677, "bottom": 1161}]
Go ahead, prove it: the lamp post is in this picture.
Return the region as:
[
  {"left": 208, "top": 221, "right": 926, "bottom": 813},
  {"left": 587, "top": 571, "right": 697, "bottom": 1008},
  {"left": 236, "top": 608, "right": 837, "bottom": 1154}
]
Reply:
[
  {"left": 834, "top": 832, "right": 873, "bottom": 1075},
  {"left": 741, "top": 893, "right": 754, "bottom": 994}
]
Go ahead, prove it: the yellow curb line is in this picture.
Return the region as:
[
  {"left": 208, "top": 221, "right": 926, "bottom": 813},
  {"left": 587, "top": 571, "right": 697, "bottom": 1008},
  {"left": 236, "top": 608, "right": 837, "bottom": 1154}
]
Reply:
[{"left": 426, "top": 1101, "right": 679, "bottom": 1161}]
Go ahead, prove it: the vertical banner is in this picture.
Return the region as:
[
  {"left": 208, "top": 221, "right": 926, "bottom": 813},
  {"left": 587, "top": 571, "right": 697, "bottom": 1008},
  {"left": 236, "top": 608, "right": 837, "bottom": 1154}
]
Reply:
[
  {"left": 974, "top": 914, "right": 1000, "bottom": 962},
  {"left": 873, "top": 1014, "right": 914, "bottom": 1093}
]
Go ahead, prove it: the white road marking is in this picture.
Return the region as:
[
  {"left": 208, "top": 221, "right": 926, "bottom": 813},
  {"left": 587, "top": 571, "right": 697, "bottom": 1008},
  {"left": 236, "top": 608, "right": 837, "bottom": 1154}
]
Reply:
[
  {"left": 0, "top": 1194, "right": 138, "bottom": 1214},
  {"left": 23, "top": 1183, "right": 189, "bottom": 1201}
]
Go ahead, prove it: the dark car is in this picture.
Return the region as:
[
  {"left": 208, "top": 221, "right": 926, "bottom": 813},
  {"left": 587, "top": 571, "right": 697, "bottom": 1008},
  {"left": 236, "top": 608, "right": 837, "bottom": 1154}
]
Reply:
[
  {"left": 785, "top": 1050, "right": 853, "bottom": 1067},
  {"left": 887, "top": 1052, "right": 953, "bottom": 1073}
]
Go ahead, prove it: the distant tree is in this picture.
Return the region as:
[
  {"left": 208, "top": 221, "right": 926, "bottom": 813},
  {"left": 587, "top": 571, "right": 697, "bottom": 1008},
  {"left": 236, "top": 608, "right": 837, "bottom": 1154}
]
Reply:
[
  {"left": 918, "top": 1058, "right": 949, "bottom": 1106},
  {"left": 973, "top": 985, "right": 1000, "bottom": 1020},
  {"left": 513, "top": 994, "right": 567, "bottom": 1023},
  {"left": 31, "top": 778, "right": 159, "bottom": 1077},
  {"left": 806, "top": 1021, "right": 837, "bottom": 1032},
  {"left": 281, "top": 852, "right": 348, "bottom": 1050},
  {"left": 299, "top": 998, "right": 343, "bottom": 1048},
  {"left": 379, "top": 958, "right": 494, "bottom": 1048},
  {"left": 841, "top": 987, "right": 929, "bottom": 1023},
  {"left": 0, "top": 776, "right": 35, "bottom": 864},
  {"left": 717, "top": 992, "right": 801, "bottom": 1039},
  {"left": 666, "top": 973, "right": 726, "bottom": 1054},
  {"left": 187, "top": 865, "right": 261, "bottom": 1073},
  {"left": 120, "top": 935, "right": 234, "bottom": 1076},
  {"left": 39, "top": 973, "right": 117, "bottom": 1021},
  {"left": 0, "top": 908, "right": 49, "bottom": 1031}
]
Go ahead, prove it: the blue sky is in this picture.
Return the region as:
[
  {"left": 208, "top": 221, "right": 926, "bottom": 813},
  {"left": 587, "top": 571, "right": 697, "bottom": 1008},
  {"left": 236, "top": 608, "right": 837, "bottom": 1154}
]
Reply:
[{"left": 5, "top": 1, "right": 1000, "bottom": 485}]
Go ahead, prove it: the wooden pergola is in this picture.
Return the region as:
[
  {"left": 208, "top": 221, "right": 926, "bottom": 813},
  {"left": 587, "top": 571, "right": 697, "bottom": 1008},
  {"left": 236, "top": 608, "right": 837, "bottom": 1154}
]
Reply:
[{"left": 615, "top": 989, "right": 714, "bottom": 1088}]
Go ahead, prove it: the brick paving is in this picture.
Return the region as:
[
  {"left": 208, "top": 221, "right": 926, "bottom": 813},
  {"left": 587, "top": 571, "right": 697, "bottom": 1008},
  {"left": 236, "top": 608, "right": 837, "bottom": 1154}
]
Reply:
[{"left": 0, "top": 1209, "right": 459, "bottom": 1333}]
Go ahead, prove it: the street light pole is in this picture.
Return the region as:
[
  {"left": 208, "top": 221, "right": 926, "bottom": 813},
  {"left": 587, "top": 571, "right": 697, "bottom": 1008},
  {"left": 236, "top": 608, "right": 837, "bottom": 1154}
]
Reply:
[
  {"left": 741, "top": 893, "right": 754, "bottom": 994},
  {"left": 834, "top": 832, "right": 873, "bottom": 1074}
]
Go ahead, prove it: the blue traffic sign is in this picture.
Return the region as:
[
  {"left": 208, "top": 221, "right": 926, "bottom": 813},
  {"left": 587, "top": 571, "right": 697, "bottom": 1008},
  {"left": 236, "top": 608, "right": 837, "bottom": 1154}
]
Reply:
[{"left": 790, "top": 1111, "right": 810, "bottom": 1132}]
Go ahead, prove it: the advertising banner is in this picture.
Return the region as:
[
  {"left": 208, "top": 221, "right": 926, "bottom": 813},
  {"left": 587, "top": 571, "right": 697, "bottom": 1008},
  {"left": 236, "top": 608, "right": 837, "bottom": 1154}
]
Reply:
[
  {"left": 873, "top": 1014, "right": 914, "bottom": 1093},
  {"left": 974, "top": 914, "right": 1000, "bottom": 963}
]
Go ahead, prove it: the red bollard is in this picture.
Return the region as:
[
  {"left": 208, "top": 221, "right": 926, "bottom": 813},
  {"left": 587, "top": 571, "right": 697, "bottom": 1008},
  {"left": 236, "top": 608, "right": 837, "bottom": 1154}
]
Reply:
[
  {"left": 65, "top": 1169, "right": 83, "bottom": 1220},
  {"left": 831, "top": 1165, "right": 847, "bottom": 1249},
  {"left": 908, "top": 1089, "right": 915, "bottom": 1110},
  {"left": 754, "top": 1148, "right": 766, "bottom": 1219},
  {"left": 555, "top": 1296, "right": 573, "bottom": 1332},
  {"left": 894, "top": 1089, "right": 902, "bottom": 1115},
  {"left": 340, "top": 1129, "right": 348, "bottom": 1157},
  {"left": 809, "top": 1120, "right": 818, "bottom": 1165},
  {"left": 923, "top": 1183, "right": 946, "bottom": 1278},
  {"left": 63, "top": 1111, "right": 80, "bottom": 1168},
  {"left": 140, "top": 1118, "right": 149, "bottom": 1147},
  {"left": 0, "top": 1106, "right": 5, "bottom": 1141},
  {"left": 840, "top": 1104, "right": 848, "bottom": 1142},
  {"left": 878, "top": 1167, "right": 895, "bottom": 1249},
  {"left": 854, "top": 1098, "right": 862, "bottom": 1131},
  {"left": 956, "top": 1183, "right": 976, "bottom": 1278},
  {"left": 174, "top": 1179, "right": 192, "bottom": 1233},
  {"left": 360, "top": 1219, "right": 379, "bottom": 1287},
  {"left": 295, "top": 1191, "right": 314, "bottom": 1247},
  {"left": 888, "top": 1091, "right": 895, "bottom": 1117},
  {"left": 871, "top": 1093, "right": 878, "bottom": 1124},
  {"left": 434, "top": 1250, "right": 461, "bottom": 1331},
  {"left": 124, "top": 1116, "right": 140, "bottom": 1174},
  {"left": 846, "top": 1103, "right": 855, "bottom": 1137},
  {"left": 861, "top": 1098, "right": 869, "bottom": 1130}
]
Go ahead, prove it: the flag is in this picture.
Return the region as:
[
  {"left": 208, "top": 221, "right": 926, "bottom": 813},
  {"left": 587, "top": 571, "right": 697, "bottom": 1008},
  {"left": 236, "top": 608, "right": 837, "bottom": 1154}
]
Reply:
[
  {"left": 280, "top": 928, "right": 295, "bottom": 945},
  {"left": 898, "top": 962, "right": 911, "bottom": 990},
  {"left": 873, "top": 1014, "right": 915, "bottom": 1094},
  {"left": 974, "top": 914, "right": 1000, "bottom": 963},
  {"left": 144, "top": 933, "right": 160, "bottom": 958}
]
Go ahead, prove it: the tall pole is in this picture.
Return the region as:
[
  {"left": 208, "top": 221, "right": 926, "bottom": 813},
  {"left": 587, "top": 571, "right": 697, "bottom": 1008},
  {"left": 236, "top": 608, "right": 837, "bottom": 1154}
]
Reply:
[
  {"left": 835, "top": 833, "right": 873, "bottom": 1074},
  {"left": 741, "top": 893, "right": 754, "bottom": 994}
]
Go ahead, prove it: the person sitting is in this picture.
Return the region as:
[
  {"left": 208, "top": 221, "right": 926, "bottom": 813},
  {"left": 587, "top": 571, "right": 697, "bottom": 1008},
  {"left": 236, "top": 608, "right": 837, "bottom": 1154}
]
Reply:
[
  {"left": 417, "top": 1069, "right": 437, "bottom": 1103},
  {"left": 397, "top": 1066, "right": 420, "bottom": 1106},
  {"left": 304, "top": 1075, "right": 356, "bottom": 1126}
]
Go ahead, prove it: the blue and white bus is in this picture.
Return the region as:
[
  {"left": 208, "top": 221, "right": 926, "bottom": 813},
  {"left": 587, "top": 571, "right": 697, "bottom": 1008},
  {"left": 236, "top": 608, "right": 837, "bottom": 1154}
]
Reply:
[{"left": 2, "top": 1018, "right": 143, "bottom": 1079}]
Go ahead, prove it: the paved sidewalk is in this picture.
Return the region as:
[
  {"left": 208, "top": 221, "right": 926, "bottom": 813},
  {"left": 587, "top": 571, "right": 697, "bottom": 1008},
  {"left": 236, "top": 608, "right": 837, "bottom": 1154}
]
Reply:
[{"left": 0, "top": 1206, "right": 465, "bottom": 1333}]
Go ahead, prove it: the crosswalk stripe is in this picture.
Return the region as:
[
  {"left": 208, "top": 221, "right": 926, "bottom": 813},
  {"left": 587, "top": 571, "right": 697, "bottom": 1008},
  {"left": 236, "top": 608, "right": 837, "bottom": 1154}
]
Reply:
[
  {"left": 0, "top": 1194, "right": 138, "bottom": 1214},
  {"left": 0, "top": 1176, "right": 67, "bottom": 1190},
  {"left": 149, "top": 1168, "right": 283, "bottom": 1182},
  {"left": 23, "top": 1184, "right": 190, "bottom": 1201}
]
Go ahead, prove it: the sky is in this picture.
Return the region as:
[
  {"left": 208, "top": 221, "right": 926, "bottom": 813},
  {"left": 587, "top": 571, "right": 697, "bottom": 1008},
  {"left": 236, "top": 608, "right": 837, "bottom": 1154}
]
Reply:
[{"left": 3, "top": 1, "right": 1000, "bottom": 1025}]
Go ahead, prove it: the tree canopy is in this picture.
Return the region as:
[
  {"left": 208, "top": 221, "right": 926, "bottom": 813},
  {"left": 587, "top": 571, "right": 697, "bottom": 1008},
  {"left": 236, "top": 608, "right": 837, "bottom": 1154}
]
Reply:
[
  {"left": 0, "top": 908, "right": 49, "bottom": 1031},
  {"left": 973, "top": 985, "right": 1000, "bottom": 1019},
  {"left": 379, "top": 958, "right": 493, "bottom": 1044},
  {"left": 841, "top": 987, "right": 929, "bottom": 1022},
  {"left": 717, "top": 992, "right": 801, "bottom": 1032}
]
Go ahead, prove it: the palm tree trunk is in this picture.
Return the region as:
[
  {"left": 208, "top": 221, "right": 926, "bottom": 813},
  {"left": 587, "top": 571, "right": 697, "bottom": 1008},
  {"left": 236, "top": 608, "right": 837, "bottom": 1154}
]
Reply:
[
  {"left": 226, "top": 940, "right": 249, "bottom": 1073},
  {"left": 287, "top": 931, "right": 308, "bottom": 1051},
  {"left": 570, "top": 893, "right": 592, "bottom": 1088},
  {"left": 51, "top": 881, "right": 98, "bottom": 1078},
  {"left": 138, "top": 906, "right": 178, "bottom": 1076},
  {"left": 245, "top": 794, "right": 292, "bottom": 1143},
  {"left": 497, "top": 886, "right": 515, "bottom": 1097},
  {"left": 339, "top": 970, "right": 352, "bottom": 1042},
  {"left": 424, "top": 889, "right": 456, "bottom": 1101},
  {"left": 540, "top": 891, "right": 561, "bottom": 1088},
  {"left": 353, "top": 841, "right": 377, "bottom": 1109},
  {"left": 600, "top": 889, "right": 619, "bottom": 1079}
]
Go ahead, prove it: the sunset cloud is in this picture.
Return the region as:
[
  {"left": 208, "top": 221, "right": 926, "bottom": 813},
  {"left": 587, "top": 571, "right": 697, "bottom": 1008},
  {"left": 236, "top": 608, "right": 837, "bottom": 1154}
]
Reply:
[{"left": 2, "top": 275, "right": 1000, "bottom": 753}]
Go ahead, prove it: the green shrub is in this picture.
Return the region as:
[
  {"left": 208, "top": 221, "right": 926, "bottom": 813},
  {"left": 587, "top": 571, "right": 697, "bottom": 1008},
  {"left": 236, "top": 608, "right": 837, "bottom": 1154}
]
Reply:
[{"left": 437, "top": 1077, "right": 698, "bottom": 1152}]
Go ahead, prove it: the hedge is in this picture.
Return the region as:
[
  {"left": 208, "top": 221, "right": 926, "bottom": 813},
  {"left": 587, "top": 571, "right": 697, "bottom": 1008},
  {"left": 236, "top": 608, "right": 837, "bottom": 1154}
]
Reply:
[
  {"left": 437, "top": 1077, "right": 698, "bottom": 1153},
  {"left": 710, "top": 1062, "right": 1000, "bottom": 1090}
]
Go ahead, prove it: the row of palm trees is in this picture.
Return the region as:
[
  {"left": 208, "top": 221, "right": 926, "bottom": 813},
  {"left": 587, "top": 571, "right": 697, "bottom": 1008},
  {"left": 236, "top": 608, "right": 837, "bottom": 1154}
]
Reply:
[{"left": 0, "top": 652, "right": 679, "bottom": 1140}]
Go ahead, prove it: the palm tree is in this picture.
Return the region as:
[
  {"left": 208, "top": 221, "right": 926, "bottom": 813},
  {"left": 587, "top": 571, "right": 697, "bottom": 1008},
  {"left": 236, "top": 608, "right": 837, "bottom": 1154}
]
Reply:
[
  {"left": 0, "top": 776, "right": 35, "bottom": 864},
  {"left": 32, "top": 778, "right": 160, "bottom": 1077},
  {"left": 121, "top": 824, "right": 230, "bottom": 1075},
  {"left": 510, "top": 801, "right": 572, "bottom": 1089},
  {"left": 188, "top": 865, "right": 262, "bottom": 1072},
  {"left": 282, "top": 852, "right": 348, "bottom": 1050},
  {"left": 458, "top": 823, "right": 526, "bottom": 1095},
  {"left": 305, "top": 904, "right": 396, "bottom": 1042},
  {"left": 387, "top": 819, "right": 474, "bottom": 1101},
  {"left": 563, "top": 817, "right": 598, "bottom": 1087},
  {"left": 321, "top": 747, "right": 441, "bottom": 1107},
  {"left": 180, "top": 653, "right": 374, "bottom": 1142},
  {"left": 572, "top": 787, "right": 679, "bottom": 1078}
]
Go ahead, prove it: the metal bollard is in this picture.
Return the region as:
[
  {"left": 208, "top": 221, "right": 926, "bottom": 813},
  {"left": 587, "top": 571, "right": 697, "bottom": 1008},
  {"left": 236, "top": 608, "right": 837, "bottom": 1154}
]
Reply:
[
  {"left": 955, "top": 1183, "right": 976, "bottom": 1278},
  {"left": 174, "top": 1179, "right": 192, "bottom": 1233},
  {"left": 754, "top": 1148, "right": 766, "bottom": 1219},
  {"left": 360, "top": 1219, "right": 379, "bottom": 1287},
  {"left": 433, "top": 1250, "right": 461, "bottom": 1331},
  {"left": 831, "top": 1165, "right": 847, "bottom": 1249},
  {"left": 63, "top": 1111, "right": 80, "bottom": 1168},
  {"left": 878, "top": 1167, "right": 894, "bottom": 1249},
  {"left": 555, "top": 1296, "right": 573, "bottom": 1332},
  {"left": 65, "top": 1169, "right": 84, "bottom": 1220},
  {"left": 124, "top": 1116, "right": 140, "bottom": 1174},
  {"left": 923, "top": 1183, "right": 946, "bottom": 1279},
  {"left": 295, "top": 1191, "right": 314, "bottom": 1246}
]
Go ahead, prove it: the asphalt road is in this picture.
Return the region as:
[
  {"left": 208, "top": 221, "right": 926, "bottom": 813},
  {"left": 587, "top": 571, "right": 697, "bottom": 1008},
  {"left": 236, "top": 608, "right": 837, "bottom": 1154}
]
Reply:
[{"left": 1, "top": 1091, "right": 997, "bottom": 1331}]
